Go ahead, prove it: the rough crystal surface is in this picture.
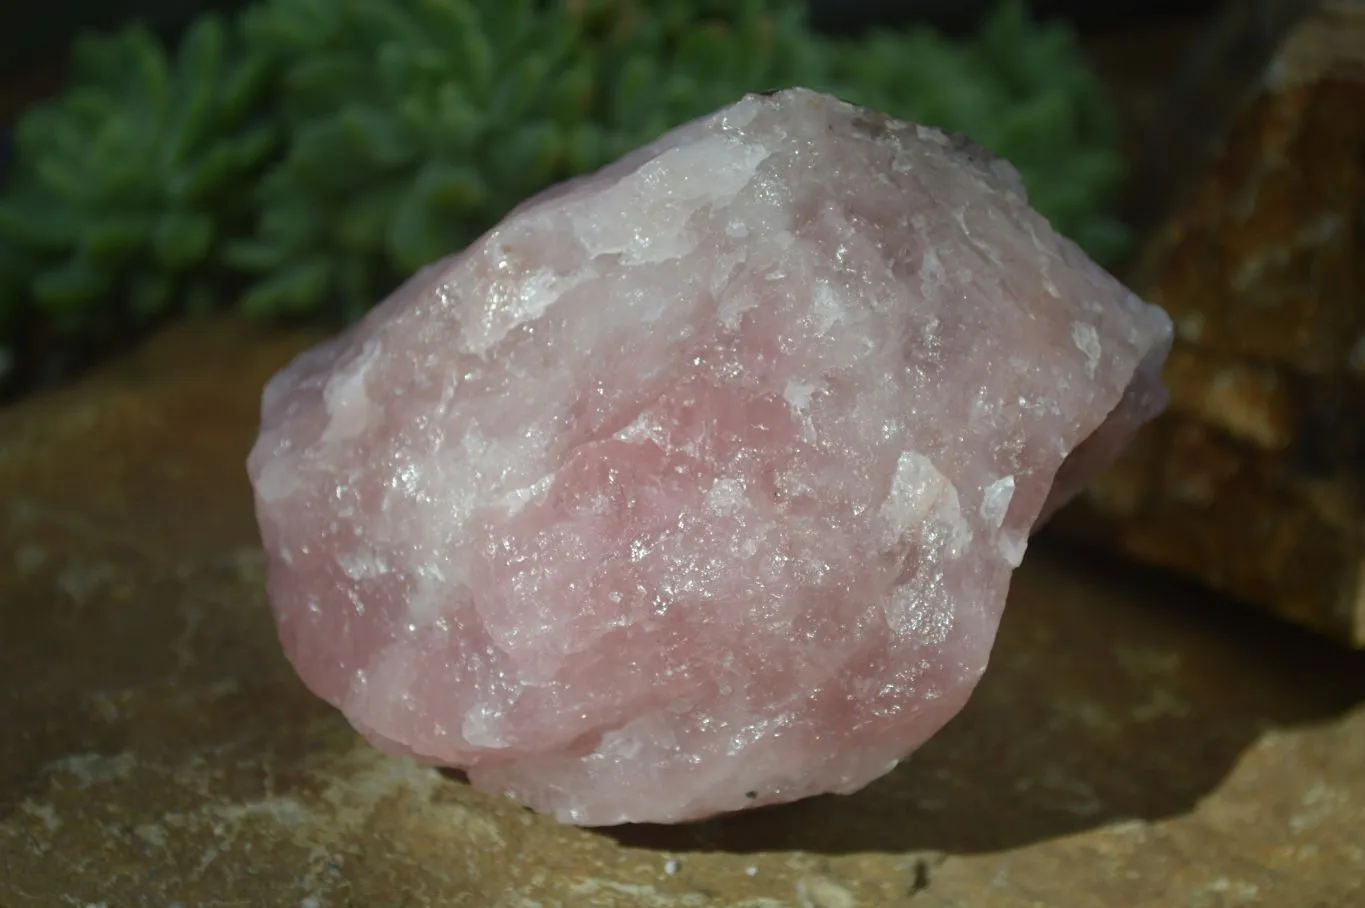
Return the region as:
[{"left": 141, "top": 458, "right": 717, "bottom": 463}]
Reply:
[{"left": 248, "top": 89, "right": 1173, "bottom": 825}]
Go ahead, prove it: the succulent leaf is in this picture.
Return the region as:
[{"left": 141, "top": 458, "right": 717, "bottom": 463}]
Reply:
[
  {"left": 222, "top": 238, "right": 294, "bottom": 271},
  {"left": 33, "top": 255, "right": 113, "bottom": 324},
  {"left": 81, "top": 216, "right": 150, "bottom": 263},
  {"left": 239, "top": 256, "right": 332, "bottom": 316},
  {"left": 152, "top": 211, "right": 215, "bottom": 269},
  {"left": 169, "top": 18, "right": 229, "bottom": 160},
  {"left": 130, "top": 271, "right": 175, "bottom": 320},
  {"left": 336, "top": 186, "right": 404, "bottom": 252},
  {"left": 338, "top": 105, "right": 416, "bottom": 169},
  {"left": 0, "top": 13, "right": 279, "bottom": 343}
]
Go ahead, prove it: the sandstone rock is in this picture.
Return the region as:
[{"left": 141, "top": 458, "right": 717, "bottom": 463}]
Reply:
[
  {"left": 1057, "top": 0, "right": 1365, "bottom": 646},
  {"left": 247, "top": 88, "right": 1172, "bottom": 825}
]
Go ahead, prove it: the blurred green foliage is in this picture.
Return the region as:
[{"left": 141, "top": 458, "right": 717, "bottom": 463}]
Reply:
[
  {"left": 0, "top": 0, "right": 1130, "bottom": 348},
  {"left": 0, "top": 16, "right": 277, "bottom": 336}
]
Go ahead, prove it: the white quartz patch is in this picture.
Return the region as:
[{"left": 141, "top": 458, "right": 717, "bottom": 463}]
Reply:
[
  {"left": 1071, "top": 321, "right": 1102, "bottom": 376},
  {"left": 880, "top": 452, "right": 973, "bottom": 555},
  {"left": 320, "top": 339, "right": 381, "bottom": 445},
  {"left": 979, "top": 475, "right": 1016, "bottom": 528}
]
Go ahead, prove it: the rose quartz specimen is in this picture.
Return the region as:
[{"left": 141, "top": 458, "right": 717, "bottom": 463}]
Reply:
[{"left": 248, "top": 89, "right": 1173, "bottom": 825}]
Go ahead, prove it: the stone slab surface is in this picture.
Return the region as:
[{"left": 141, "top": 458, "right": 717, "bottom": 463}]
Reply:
[{"left": 2, "top": 319, "right": 1364, "bottom": 906}]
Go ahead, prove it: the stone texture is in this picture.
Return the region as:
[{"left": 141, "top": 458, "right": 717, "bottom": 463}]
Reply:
[
  {"left": 1055, "top": 0, "right": 1365, "bottom": 646},
  {"left": 4, "top": 319, "right": 1365, "bottom": 905},
  {"left": 247, "top": 89, "right": 1172, "bottom": 825}
]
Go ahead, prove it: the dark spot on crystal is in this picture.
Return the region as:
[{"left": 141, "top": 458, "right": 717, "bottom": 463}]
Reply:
[
  {"left": 946, "top": 131, "right": 998, "bottom": 164},
  {"left": 849, "top": 113, "right": 893, "bottom": 141}
]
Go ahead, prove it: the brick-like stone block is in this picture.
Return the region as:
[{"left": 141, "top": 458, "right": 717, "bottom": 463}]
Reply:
[{"left": 1057, "top": 0, "right": 1365, "bottom": 645}]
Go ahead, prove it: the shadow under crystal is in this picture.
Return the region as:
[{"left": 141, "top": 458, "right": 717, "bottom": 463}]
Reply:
[{"left": 599, "top": 536, "right": 1365, "bottom": 856}]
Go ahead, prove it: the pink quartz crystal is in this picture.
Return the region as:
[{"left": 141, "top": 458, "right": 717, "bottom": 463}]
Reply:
[{"left": 248, "top": 89, "right": 1173, "bottom": 825}]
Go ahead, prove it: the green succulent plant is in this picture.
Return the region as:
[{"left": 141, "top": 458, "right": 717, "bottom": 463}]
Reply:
[
  {"left": 224, "top": 0, "right": 592, "bottom": 319},
  {"left": 0, "top": 0, "right": 1131, "bottom": 359},
  {"left": 225, "top": 0, "right": 822, "bottom": 320},
  {"left": 0, "top": 16, "right": 279, "bottom": 340}
]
